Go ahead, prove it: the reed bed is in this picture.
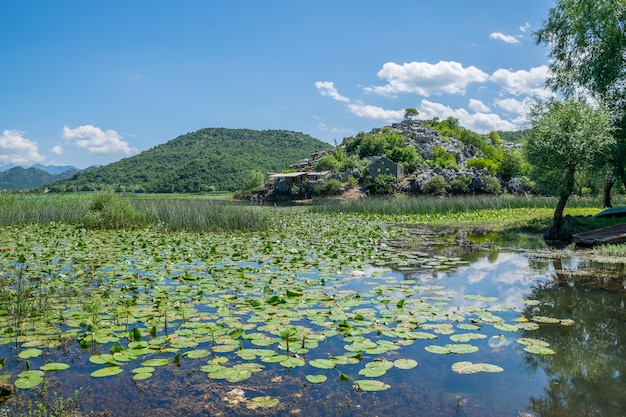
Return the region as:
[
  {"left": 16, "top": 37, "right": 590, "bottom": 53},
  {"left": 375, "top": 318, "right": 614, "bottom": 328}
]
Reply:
[{"left": 0, "top": 193, "right": 269, "bottom": 232}]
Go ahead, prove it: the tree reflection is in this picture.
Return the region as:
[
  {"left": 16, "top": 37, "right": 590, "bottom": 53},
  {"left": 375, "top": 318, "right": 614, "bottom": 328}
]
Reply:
[{"left": 521, "top": 257, "right": 626, "bottom": 417}]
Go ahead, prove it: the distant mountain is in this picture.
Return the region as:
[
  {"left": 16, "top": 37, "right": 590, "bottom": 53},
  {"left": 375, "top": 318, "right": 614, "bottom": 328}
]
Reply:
[
  {"left": 0, "top": 166, "right": 79, "bottom": 190},
  {"left": 31, "top": 163, "right": 80, "bottom": 175},
  {"left": 48, "top": 128, "right": 332, "bottom": 193}
]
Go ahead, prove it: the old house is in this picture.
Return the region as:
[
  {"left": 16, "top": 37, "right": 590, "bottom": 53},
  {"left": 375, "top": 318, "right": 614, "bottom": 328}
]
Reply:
[{"left": 368, "top": 156, "right": 404, "bottom": 182}]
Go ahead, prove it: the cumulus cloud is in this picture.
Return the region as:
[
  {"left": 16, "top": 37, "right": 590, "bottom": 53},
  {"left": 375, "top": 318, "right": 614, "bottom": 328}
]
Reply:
[
  {"left": 364, "top": 61, "right": 489, "bottom": 97},
  {"left": 417, "top": 100, "right": 518, "bottom": 133},
  {"left": 468, "top": 99, "right": 491, "bottom": 113},
  {"left": 62, "top": 125, "right": 138, "bottom": 155},
  {"left": 491, "top": 65, "right": 551, "bottom": 97},
  {"left": 0, "top": 130, "right": 46, "bottom": 165},
  {"left": 520, "top": 22, "right": 531, "bottom": 32},
  {"left": 489, "top": 32, "right": 521, "bottom": 44},
  {"left": 51, "top": 145, "right": 64, "bottom": 155},
  {"left": 347, "top": 102, "right": 404, "bottom": 122},
  {"left": 494, "top": 97, "right": 530, "bottom": 116},
  {"left": 314, "top": 81, "right": 350, "bottom": 102}
]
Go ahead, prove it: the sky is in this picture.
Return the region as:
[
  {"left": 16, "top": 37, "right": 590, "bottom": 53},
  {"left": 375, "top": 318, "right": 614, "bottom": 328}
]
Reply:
[{"left": 0, "top": 1, "right": 554, "bottom": 169}]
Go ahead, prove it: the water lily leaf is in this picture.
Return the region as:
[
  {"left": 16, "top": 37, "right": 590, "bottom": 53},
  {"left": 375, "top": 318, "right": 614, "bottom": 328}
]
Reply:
[
  {"left": 18, "top": 348, "right": 43, "bottom": 359},
  {"left": 91, "top": 366, "right": 124, "bottom": 378},
  {"left": 353, "top": 380, "right": 391, "bottom": 392},
  {"left": 451, "top": 361, "right": 504, "bottom": 374},
  {"left": 132, "top": 372, "right": 153, "bottom": 380},
  {"left": 517, "top": 338, "right": 550, "bottom": 347},
  {"left": 279, "top": 357, "right": 305, "bottom": 368},
  {"left": 306, "top": 374, "right": 327, "bottom": 384},
  {"left": 532, "top": 316, "right": 561, "bottom": 324},
  {"left": 425, "top": 345, "right": 450, "bottom": 355},
  {"left": 40, "top": 362, "right": 70, "bottom": 371},
  {"left": 521, "top": 299, "right": 540, "bottom": 306},
  {"left": 14, "top": 376, "right": 43, "bottom": 389},
  {"left": 493, "top": 323, "right": 518, "bottom": 332},
  {"left": 393, "top": 359, "right": 418, "bottom": 369},
  {"left": 523, "top": 345, "right": 556, "bottom": 355},
  {"left": 446, "top": 344, "right": 479, "bottom": 354},
  {"left": 132, "top": 366, "right": 156, "bottom": 374},
  {"left": 246, "top": 396, "right": 279, "bottom": 410},
  {"left": 142, "top": 358, "right": 169, "bottom": 367},
  {"left": 310, "top": 359, "right": 336, "bottom": 369},
  {"left": 183, "top": 349, "right": 211, "bottom": 359},
  {"left": 456, "top": 323, "right": 481, "bottom": 331}
]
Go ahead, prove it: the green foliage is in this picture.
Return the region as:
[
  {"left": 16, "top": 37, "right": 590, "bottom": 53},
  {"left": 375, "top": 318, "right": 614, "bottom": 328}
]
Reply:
[
  {"left": 82, "top": 193, "right": 146, "bottom": 229},
  {"left": 498, "top": 148, "right": 528, "bottom": 181},
  {"left": 345, "top": 131, "right": 408, "bottom": 159},
  {"left": 315, "top": 155, "right": 340, "bottom": 172},
  {"left": 430, "top": 146, "right": 458, "bottom": 169},
  {"left": 421, "top": 175, "right": 448, "bottom": 195},
  {"left": 314, "top": 179, "right": 344, "bottom": 196},
  {"left": 497, "top": 130, "right": 528, "bottom": 144},
  {"left": 525, "top": 98, "right": 615, "bottom": 197},
  {"left": 450, "top": 175, "right": 471, "bottom": 194},
  {"left": 0, "top": 167, "right": 78, "bottom": 191},
  {"left": 404, "top": 108, "right": 419, "bottom": 120},
  {"left": 49, "top": 129, "right": 331, "bottom": 193},
  {"left": 483, "top": 176, "right": 503, "bottom": 195},
  {"left": 467, "top": 157, "right": 498, "bottom": 175},
  {"left": 368, "top": 174, "right": 397, "bottom": 195},
  {"left": 387, "top": 146, "right": 423, "bottom": 173}
]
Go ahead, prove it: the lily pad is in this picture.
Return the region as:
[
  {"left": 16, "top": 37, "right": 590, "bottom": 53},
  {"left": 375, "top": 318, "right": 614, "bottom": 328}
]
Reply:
[
  {"left": 523, "top": 345, "right": 556, "bottom": 355},
  {"left": 91, "top": 366, "right": 124, "bottom": 378},
  {"left": 142, "top": 358, "right": 169, "bottom": 367},
  {"left": 353, "top": 379, "right": 391, "bottom": 392},
  {"left": 393, "top": 359, "right": 418, "bottom": 369},
  {"left": 306, "top": 374, "right": 327, "bottom": 384},
  {"left": 40, "top": 362, "right": 70, "bottom": 371},
  {"left": 451, "top": 361, "right": 504, "bottom": 374},
  {"left": 246, "top": 396, "right": 279, "bottom": 410},
  {"left": 309, "top": 359, "right": 336, "bottom": 369},
  {"left": 18, "top": 348, "right": 43, "bottom": 359}
]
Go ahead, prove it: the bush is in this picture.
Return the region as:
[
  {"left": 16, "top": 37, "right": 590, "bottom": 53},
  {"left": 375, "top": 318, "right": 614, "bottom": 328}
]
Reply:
[
  {"left": 484, "top": 176, "right": 502, "bottom": 194},
  {"left": 430, "top": 146, "right": 458, "bottom": 169},
  {"left": 467, "top": 157, "right": 498, "bottom": 175},
  {"left": 421, "top": 175, "right": 448, "bottom": 195},
  {"left": 368, "top": 174, "right": 397, "bottom": 195},
  {"left": 315, "top": 179, "right": 344, "bottom": 196},
  {"left": 449, "top": 175, "right": 471, "bottom": 194},
  {"left": 82, "top": 193, "right": 146, "bottom": 229}
]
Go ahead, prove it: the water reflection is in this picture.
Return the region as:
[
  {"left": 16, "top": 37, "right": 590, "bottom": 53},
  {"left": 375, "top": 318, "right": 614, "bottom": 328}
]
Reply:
[{"left": 521, "top": 256, "right": 626, "bottom": 417}]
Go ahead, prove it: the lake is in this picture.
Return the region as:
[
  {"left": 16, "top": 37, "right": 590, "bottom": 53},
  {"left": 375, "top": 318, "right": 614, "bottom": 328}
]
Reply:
[{"left": 0, "top": 219, "right": 624, "bottom": 417}]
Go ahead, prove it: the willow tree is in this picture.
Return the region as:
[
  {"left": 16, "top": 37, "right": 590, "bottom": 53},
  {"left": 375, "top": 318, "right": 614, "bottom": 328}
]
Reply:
[
  {"left": 535, "top": 0, "right": 626, "bottom": 206},
  {"left": 525, "top": 98, "right": 615, "bottom": 242}
]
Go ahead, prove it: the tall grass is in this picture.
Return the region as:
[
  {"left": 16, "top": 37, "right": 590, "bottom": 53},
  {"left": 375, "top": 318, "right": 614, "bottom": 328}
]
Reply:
[
  {"left": 311, "top": 195, "right": 610, "bottom": 216},
  {"left": 0, "top": 193, "right": 269, "bottom": 232}
]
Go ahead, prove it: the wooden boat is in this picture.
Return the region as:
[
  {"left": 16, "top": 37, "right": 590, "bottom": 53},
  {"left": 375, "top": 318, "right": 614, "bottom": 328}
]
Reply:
[
  {"left": 573, "top": 223, "right": 626, "bottom": 247},
  {"left": 593, "top": 206, "right": 626, "bottom": 218}
]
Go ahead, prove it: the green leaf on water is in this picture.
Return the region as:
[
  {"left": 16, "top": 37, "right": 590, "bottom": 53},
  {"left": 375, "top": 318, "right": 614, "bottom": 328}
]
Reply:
[
  {"left": 306, "top": 374, "right": 327, "bottom": 384},
  {"left": 18, "top": 348, "right": 43, "bottom": 359},
  {"left": 183, "top": 349, "right": 211, "bottom": 359},
  {"left": 132, "top": 372, "right": 153, "bottom": 380},
  {"left": 523, "top": 345, "right": 556, "bottom": 355},
  {"left": 309, "top": 359, "right": 336, "bottom": 369},
  {"left": 393, "top": 359, "right": 417, "bottom": 369},
  {"left": 142, "top": 358, "right": 169, "bottom": 367},
  {"left": 451, "top": 361, "right": 504, "bottom": 374},
  {"left": 446, "top": 344, "right": 479, "bottom": 354},
  {"left": 425, "top": 345, "right": 450, "bottom": 355},
  {"left": 91, "top": 366, "right": 124, "bottom": 378},
  {"left": 40, "top": 362, "right": 70, "bottom": 371},
  {"left": 353, "top": 379, "right": 391, "bottom": 392},
  {"left": 246, "top": 396, "right": 280, "bottom": 410},
  {"left": 493, "top": 323, "right": 518, "bottom": 332}
]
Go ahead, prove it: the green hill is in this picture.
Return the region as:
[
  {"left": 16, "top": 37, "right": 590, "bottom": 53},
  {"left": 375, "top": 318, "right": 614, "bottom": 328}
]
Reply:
[{"left": 48, "top": 128, "right": 332, "bottom": 193}]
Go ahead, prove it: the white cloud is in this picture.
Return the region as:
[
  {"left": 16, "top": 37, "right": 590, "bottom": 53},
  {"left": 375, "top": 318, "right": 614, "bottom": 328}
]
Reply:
[
  {"left": 315, "top": 81, "right": 350, "bottom": 102},
  {"left": 469, "top": 99, "right": 490, "bottom": 113},
  {"left": 489, "top": 32, "right": 521, "bottom": 44},
  {"left": 62, "top": 125, "right": 138, "bottom": 155},
  {"left": 0, "top": 130, "right": 46, "bottom": 165},
  {"left": 520, "top": 22, "right": 531, "bottom": 32},
  {"left": 347, "top": 102, "right": 404, "bottom": 122},
  {"left": 491, "top": 65, "right": 552, "bottom": 97},
  {"left": 417, "top": 100, "right": 518, "bottom": 133},
  {"left": 51, "top": 145, "right": 64, "bottom": 155},
  {"left": 364, "top": 61, "right": 489, "bottom": 97},
  {"left": 494, "top": 97, "right": 530, "bottom": 116}
]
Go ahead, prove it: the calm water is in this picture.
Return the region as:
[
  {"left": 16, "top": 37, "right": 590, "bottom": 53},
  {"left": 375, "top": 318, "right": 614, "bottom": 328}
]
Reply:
[{"left": 2, "top": 244, "right": 626, "bottom": 417}]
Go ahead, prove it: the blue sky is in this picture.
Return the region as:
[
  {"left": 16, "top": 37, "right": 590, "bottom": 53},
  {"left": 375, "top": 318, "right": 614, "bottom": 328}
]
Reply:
[{"left": 1, "top": 1, "right": 553, "bottom": 169}]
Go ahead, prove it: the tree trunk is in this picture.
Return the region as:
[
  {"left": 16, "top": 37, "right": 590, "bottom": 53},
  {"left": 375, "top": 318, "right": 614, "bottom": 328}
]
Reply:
[
  {"left": 603, "top": 178, "right": 614, "bottom": 208},
  {"left": 543, "top": 193, "right": 573, "bottom": 243}
]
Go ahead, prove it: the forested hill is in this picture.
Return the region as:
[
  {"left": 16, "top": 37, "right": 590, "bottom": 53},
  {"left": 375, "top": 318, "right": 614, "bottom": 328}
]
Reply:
[{"left": 48, "top": 128, "right": 332, "bottom": 193}]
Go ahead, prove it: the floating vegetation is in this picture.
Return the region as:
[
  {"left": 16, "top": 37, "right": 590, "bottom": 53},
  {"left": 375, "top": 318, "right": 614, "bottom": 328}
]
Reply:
[{"left": 0, "top": 206, "right": 578, "bottom": 417}]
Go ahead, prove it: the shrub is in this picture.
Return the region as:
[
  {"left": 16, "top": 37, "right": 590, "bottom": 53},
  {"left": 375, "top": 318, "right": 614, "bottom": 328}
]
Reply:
[
  {"left": 421, "top": 175, "right": 448, "bottom": 195},
  {"left": 315, "top": 179, "right": 344, "bottom": 196},
  {"left": 82, "top": 193, "right": 146, "bottom": 229},
  {"left": 467, "top": 157, "right": 498, "bottom": 175},
  {"left": 430, "top": 146, "right": 458, "bottom": 169},
  {"left": 484, "top": 176, "right": 502, "bottom": 194},
  {"left": 449, "top": 175, "right": 471, "bottom": 194},
  {"left": 368, "top": 174, "right": 397, "bottom": 195}
]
